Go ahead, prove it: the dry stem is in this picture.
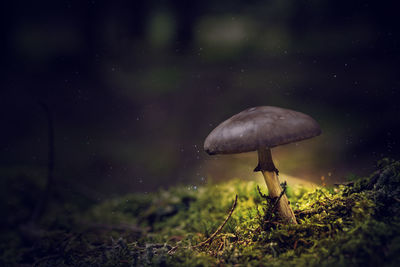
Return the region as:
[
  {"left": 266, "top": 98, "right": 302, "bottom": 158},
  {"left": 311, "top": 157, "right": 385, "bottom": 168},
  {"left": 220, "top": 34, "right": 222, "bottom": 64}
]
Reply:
[{"left": 168, "top": 194, "right": 238, "bottom": 254}]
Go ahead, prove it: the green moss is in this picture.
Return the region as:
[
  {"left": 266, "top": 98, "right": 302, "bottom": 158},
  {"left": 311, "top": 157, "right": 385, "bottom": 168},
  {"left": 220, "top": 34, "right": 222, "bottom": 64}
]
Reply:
[{"left": 2, "top": 158, "right": 400, "bottom": 266}]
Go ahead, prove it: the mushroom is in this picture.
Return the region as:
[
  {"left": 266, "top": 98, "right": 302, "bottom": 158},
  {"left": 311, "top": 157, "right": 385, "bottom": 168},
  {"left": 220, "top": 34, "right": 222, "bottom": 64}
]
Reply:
[{"left": 204, "top": 106, "right": 321, "bottom": 224}]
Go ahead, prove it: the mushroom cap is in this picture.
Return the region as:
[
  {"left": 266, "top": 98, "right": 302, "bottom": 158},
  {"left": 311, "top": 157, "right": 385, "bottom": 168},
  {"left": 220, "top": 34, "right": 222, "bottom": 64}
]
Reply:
[{"left": 204, "top": 106, "right": 321, "bottom": 155}]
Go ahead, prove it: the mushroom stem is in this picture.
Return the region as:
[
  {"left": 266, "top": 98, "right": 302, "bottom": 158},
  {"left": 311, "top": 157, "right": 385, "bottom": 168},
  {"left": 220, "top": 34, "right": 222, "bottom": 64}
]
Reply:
[{"left": 256, "top": 147, "right": 297, "bottom": 224}]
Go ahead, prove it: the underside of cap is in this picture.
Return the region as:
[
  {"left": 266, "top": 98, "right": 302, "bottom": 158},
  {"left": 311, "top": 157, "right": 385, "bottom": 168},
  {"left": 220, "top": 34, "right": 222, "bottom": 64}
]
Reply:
[{"left": 204, "top": 106, "right": 321, "bottom": 155}]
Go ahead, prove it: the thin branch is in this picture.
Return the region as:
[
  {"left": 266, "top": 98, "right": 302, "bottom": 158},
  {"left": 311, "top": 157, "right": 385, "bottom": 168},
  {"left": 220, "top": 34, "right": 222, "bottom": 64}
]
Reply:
[
  {"left": 168, "top": 194, "right": 238, "bottom": 254},
  {"left": 256, "top": 185, "right": 268, "bottom": 199},
  {"left": 192, "top": 194, "right": 238, "bottom": 248}
]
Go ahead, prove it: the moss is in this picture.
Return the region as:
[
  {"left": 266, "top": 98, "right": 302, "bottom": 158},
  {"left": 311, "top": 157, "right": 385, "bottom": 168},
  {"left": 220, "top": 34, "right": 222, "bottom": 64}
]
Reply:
[{"left": 2, "top": 158, "right": 400, "bottom": 266}]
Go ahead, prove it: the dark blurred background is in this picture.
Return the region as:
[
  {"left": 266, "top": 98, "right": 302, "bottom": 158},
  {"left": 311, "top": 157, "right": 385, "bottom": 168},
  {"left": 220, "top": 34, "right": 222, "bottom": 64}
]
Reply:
[{"left": 1, "top": 0, "right": 400, "bottom": 200}]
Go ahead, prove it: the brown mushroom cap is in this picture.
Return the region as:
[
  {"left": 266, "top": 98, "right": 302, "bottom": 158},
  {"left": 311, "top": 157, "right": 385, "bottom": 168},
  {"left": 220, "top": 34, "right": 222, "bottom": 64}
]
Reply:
[{"left": 204, "top": 106, "right": 321, "bottom": 155}]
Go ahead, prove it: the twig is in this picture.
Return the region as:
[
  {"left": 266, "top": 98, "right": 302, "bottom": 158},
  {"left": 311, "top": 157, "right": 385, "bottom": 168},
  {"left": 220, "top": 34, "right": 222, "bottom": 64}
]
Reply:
[
  {"left": 257, "top": 185, "right": 268, "bottom": 199},
  {"left": 218, "top": 242, "right": 224, "bottom": 251},
  {"left": 293, "top": 239, "right": 298, "bottom": 249},
  {"left": 192, "top": 194, "right": 238, "bottom": 248},
  {"left": 168, "top": 195, "right": 238, "bottom": 254}
]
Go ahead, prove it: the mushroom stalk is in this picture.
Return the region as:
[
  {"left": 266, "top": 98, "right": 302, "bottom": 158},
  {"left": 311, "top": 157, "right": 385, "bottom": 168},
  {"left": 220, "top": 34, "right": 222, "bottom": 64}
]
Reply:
[{"left": 256, "top": 147, "right": 297, "bottom": 224}]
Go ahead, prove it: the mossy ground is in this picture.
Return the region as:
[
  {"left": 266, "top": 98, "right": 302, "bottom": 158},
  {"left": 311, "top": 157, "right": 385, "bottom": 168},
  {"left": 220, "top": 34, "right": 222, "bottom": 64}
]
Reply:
[{"left": 2, "top": 159, "right": 400, "bottom": 266}]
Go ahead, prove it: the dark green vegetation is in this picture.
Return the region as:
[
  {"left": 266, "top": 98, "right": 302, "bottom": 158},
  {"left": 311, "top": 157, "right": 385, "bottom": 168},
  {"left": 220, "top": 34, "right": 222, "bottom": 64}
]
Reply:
[{"left": 2, "top": 159, "right": 400, "bottom": 266}]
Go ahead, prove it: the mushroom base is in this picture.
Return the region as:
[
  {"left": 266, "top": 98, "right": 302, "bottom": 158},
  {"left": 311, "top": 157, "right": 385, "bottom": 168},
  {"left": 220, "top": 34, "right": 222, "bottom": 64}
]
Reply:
[
  {"left": 256, "top": 147, "right": 297, "bottom": 224},
  {"left": 261, "top": 170, "right": 297, "bottom": 224}
]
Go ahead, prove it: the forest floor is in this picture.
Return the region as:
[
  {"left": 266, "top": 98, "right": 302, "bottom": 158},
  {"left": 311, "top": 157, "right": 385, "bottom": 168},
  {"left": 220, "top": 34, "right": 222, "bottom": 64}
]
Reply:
[{"left": 1, "top": 158, "right": 400, "bottom": 266}]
